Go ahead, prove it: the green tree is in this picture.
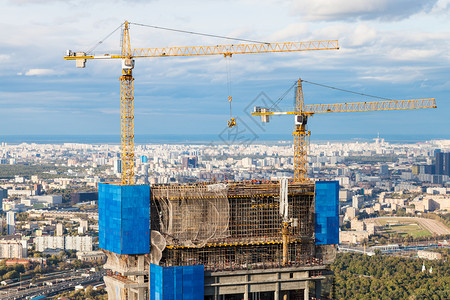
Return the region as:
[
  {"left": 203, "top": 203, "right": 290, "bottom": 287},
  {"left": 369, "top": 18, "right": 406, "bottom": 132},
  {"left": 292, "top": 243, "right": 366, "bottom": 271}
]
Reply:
[
  {"left": 0, "top": 265, "right": 7, "bottom": 277},
  {"left": 3, "top": 270, "right": 19, "bottom": 280},
  {"left": 332, "top": 253, "right": 450, "bottom": 299},
  {"left": 12, "top": 264, "right": 25, "bottom": 273},
  {"left": 85, "top": 286, "right": 95, "bottom": 299}
]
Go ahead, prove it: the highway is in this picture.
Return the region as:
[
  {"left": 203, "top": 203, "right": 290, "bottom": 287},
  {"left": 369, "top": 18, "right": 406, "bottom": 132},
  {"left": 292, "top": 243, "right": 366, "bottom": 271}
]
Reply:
[{"left": 0, "top": 270, "right": 105, "bottom": 300}]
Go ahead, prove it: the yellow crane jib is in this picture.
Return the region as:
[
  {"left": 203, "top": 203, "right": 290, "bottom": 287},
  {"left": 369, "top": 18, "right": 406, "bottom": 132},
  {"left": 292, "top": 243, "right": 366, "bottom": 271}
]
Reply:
[
  {"left": 64, "top": 21, "right": 339, "bottom": 185},
  {"left": 252, "top": 79, "right": 437, "bottom": 183},
  {"left": 65, "top": 40, "right": 339, "bottom": 61}
]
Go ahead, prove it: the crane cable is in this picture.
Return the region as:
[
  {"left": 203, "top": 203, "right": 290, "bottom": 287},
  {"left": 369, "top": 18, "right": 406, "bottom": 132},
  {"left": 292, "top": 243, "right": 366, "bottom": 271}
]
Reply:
[
  {"left": 225, "top": 55, "right": 236, "bottom": 128},
  {"left": 301, "top": 79, "right": 393, "bottom": 101},
  {"left": 226, "top": 56, "right": 236, "bottom": 128},
  {"left": 86, "top": 22, "right": 124, "bottom": 54},
  {"left": 269, "top": 79, "right": 394, "bottom": 111},
  {"left": 131, "top": 22, "right": 269, "bottom": 44},
  {"left": 85, "top": 22, "right": 269, "bottom": 55},
  {"left": 227, "top": 56, "right": 232, "bottom": 118},
  {"left": 269, "top": 81, "right": 298, "bottom": 110}
]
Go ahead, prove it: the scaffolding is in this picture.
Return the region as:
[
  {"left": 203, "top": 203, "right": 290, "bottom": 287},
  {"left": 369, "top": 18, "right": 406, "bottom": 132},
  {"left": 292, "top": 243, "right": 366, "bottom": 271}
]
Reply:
[
  {"left": 151, "top": 183, "right": 229, "bottom": 247},
  {"left": 151, "top": 181, "right": 316, "bottom": 272},
  {"left": 161, "top": 241, "right": 323, "bottom": 271}
]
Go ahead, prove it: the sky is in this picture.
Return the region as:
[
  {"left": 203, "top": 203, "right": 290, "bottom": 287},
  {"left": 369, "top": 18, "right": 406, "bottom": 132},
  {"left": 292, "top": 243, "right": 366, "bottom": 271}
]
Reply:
[{"left": 0, "top": 0, "right": 449, "bottom": 142}]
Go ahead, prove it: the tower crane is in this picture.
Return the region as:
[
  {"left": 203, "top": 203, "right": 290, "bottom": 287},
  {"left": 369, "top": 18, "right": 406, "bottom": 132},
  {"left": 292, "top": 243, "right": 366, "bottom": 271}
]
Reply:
[
  {"left": 252, "top": 79, "right": 437, "bottom": 183},
  {"left": 255, "top": 79, "right": 436, "bottom": 266},
  {"left": 64, "top": 21, "right": 339, "bottom": 185}
]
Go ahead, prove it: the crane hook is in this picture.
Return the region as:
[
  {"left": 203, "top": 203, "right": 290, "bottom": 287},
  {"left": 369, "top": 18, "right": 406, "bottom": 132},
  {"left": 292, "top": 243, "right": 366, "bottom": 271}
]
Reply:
[{"left": 227, "top": 96, "right": 237, "bottom": 128}]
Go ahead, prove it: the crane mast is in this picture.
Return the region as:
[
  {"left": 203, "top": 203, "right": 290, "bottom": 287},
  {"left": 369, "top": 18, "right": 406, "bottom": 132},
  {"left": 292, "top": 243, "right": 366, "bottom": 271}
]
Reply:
[
  {"left": 252, "top": 79, "right": 437, "bottom": 183},
  {"left": 120, "top": 21, "right": 136, "bottom": 185},
  {"left": 64, "top": 21, "right": 339, "bottom": 185},
  {"left": 293, "top": 79, "right": 310, "bottom": 183}
]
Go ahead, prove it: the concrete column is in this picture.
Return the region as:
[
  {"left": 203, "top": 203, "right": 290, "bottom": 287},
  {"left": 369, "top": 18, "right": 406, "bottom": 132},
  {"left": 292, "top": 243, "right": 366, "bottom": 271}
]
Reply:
[
  {"left": 137, "top": 255, "right": 145, "bottom": 300},
  {"left": 315, "top": 281, "right": 322, "bottom": 299},
  {"left": 304, "top": 285, "right": 309, "bottom": 300},
  {"left": 244, "top": 274, "right": 249, "bottom": 300},
  {"left": 244, "top": 288, "right": 249, "bottom": 300},
  {"left": 274, "top": 281, "right": 280, "bottom": 300},
  {"left": 214, "top": 276, "right": 219, "bottom": 300},
  {"left": 137, "top": 288, "right": 144, "bottom": 300}
]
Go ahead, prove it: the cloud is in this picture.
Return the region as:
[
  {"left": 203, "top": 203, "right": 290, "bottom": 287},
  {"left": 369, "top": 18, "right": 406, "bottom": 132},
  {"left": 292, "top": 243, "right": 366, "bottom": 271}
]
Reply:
[
  {"left": 9, "top": 0, "right": 74, "bottom": 4},
  {"left": 21, "top": 68, "right": 58, "bottom": 76},
  {"left": 388, "top": 48, "right": 441, "bottom": 61},
  {"left": 346, "top": 25, "right": 377, "bottom": 47},
  {"left": 97, "top": 108, "right": 120, "bottom": 115},
  {"left": 0, "top": 55, "right": 10, "bottom": 63},
  {"left": 430, "top": 0, "right": 450, "bottom": 14},
  {"left": 268, "top": 23, "right": 309, "bottom": 41},
  {"left": 357, "top": 66, "right": 430, "bottom": 83},
  {"left": 290, "top": 0, "right": 438, "bottom": 21}
]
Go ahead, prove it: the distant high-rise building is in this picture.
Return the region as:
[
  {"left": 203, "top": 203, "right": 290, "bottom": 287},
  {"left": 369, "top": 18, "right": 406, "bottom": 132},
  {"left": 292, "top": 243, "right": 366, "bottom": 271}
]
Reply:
[
  {"left": 56, "top": 223, "right": 64, "bottom": 236},
  {"left": 140, "top": 155, "right": 148, "bottom": 163},
  {"left": 0, "top": 188, "right": 6, "bottom": 211},
  {"left": 65, "top": 236, "right": 93, "bottom": 252},
  {"left": 33, "top": 184, "right": 42, "bottom": 195},
  {"left": 379, "top": 164, "right": 389, "bottom": 176},
  {"left": 6, "top": 211, "right": 15, "bottom": 235},
  {"left": 241, "top": 157, "right": 254, "bottom": 168},
  {"left": 78, "top": 226, "right": 86, "bottom": 234},
  {"left": 435, "top": 152, "right": 443, "bottom": 174},
  {"left": 422, "top": 165, "right": 435, "bottom": 174},
  {"left": 80, "top": 220, "right": 88, "bottom": 231},
  {"left": 411, "top": 164, "right": 435, "bottom": 175},
  {"left": 34, "top": 236, "right": 92, "bottom": 252},
  {"left": 431, "top": 175, "right": 443, "bottom": 184},
  {"left": 30, "top": 195, "right": 62, "bottom": 206},
  {"left": 34, "top": 236, "right": 64, "bottom": 252},
  {"left": 435, "top": 151, "right": 450, "bottom": 176},
  {"left": 70, "top": 192, "right": 98, "bottom": 204},
  {"left": 0, "top": 239, "right": 27, "bottom": 258},
  {"left": 182, "top": 156, "right": 198, "bottom": 169},
  {"left": 114, "top": 159, "right": 122, "bottom": 174},
  {"left": 346, "top": 206, "right": 358, "bottom": 219},
  {"left": 352, "top": 195, "right": 364, "bottom": 209}
]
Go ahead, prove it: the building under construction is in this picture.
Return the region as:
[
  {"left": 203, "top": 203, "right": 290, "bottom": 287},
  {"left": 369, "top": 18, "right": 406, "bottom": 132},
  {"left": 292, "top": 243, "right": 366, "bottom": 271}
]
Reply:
[
  {"left": 100, "top": 179, "right": 339, "bottom": 300},
  {"left": 65, "top": 19, "right": 435, "bottom": 300}
]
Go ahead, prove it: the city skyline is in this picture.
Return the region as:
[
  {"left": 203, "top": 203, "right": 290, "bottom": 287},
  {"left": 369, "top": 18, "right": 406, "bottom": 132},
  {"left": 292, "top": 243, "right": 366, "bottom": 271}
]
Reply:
[
  {"left": 0, "top": 128, "right": 449, "bottom": 298},
  {"left": 0, "top": 0, "right": 448, "bottom": 137}
]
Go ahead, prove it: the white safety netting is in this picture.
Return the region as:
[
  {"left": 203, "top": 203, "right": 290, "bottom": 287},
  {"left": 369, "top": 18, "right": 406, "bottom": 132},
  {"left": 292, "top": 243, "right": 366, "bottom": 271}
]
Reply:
[{"left": 150, "top": 230, "right": 166, "bottom": 265}]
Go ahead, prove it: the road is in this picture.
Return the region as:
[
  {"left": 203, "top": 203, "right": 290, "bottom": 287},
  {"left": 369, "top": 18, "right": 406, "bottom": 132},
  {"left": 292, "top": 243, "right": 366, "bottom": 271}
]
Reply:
[
  {"left": 0, "top": 268, "right": 93, "bottom": 296},
  {"left": 1, "top": 271, "right": 105, "bottom": 300}
]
